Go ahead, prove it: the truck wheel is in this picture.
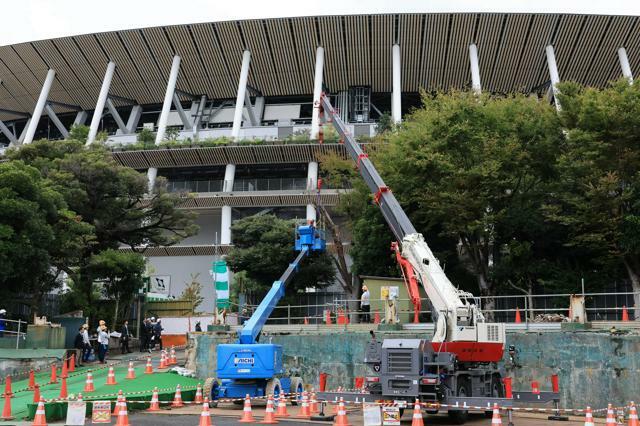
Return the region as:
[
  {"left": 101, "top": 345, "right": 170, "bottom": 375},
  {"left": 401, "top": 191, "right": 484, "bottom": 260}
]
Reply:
[
  {"left": 266, "top": 378, "right": 282, "bottom": 398},
  {"left": 203, "top": 378, "right": 218, "bottom": 407},
  {"left": 484, "top": 375, "right": 504, "bottom": 418},
  {"left": 448, "top": 381, "right": 470, "bottom": 424},
  {"left": 289, "top": 377, "right": 304, "bottom": 406}
]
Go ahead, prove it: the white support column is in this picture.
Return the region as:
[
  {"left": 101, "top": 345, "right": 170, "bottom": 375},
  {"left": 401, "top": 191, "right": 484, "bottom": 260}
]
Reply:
[
  {"left": 254, "top": 96, "right": 265, "bottom": 123},
  {"left": 106, "top": 98, "right": 127, "bottom": 133},
  {"left": 392, "top": 44, "right": 402, "bottom": 124},
  {"left": 223, "top": 164, "right": 236, "bottom": 192},
  {"left": 192, "top": 95, "right": 207, "bottom": 137},
  {"left": 545, "top": 45, "right": 562, "bottom": 112},
  {"left": 310, "top": 46, "right": 325, "bottom": 139},
  {"left": 221, "top": 206, "right": 232, "bottom": 245},
  {"left": 243, "top": 91, "right": 259, "bottom": 126},
  {"left": 172, "top": 93, "right": 193, "bottom": 130},
  {"left": 0, "top": 120, "right": 16, "bottom": 143},
  {"left": 23, "top": 69, "right": 56, "bottom": 145},
  {"left": 618, "top": 47, "right": 634, "bottom": 84},
  {"left": 306, "top": 161, "right": 319, "bottom": 223},
  {"left": 231, "top": 50, "right": 251, "bottom": 139},
  {"left": 18, "top": 119, "right": 31, "bottom": 143},
  {"left": 73, "top": 111, "right": 88, "bottom": 126},
  {"left": 148, "top": 55, "right": 181, "bottom": 192},
  {"left": 87, "top": 61, "right": 115, "bottom": 145},
  {"left": 44, "top": 104, "right": 69, "bottom": 138},
  {"left": 125, "top": 105, "right": 143, "bottom": 133},
  {"left": 469, "top": 43, "right": 482, "bottom": 94}
]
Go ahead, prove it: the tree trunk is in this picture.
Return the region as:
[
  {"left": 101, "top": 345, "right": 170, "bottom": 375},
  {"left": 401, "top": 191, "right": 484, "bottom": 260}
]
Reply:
[
  {"left": 477, "top": 274, "right": 495, "bottom": 321},
  {"left": 112, "top": 297, "right": 119, "bottom": 330},
  {"left": 623, "top": 258, "right": 640, "bottom": 321}
]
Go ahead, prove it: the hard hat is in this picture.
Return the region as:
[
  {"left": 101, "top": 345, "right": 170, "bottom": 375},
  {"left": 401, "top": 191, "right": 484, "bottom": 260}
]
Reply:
[{"left": 0, "top": 309, "right": 6, "bottom": 314}]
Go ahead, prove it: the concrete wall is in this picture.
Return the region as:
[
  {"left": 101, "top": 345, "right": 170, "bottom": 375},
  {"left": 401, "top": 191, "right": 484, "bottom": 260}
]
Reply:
[{"left": 189, "top": 329, "right": 640, "bottom": 409}]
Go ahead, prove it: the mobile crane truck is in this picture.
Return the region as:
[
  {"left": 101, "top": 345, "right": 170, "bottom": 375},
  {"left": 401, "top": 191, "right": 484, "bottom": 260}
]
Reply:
[
  {"left": 204, "top": 223, "right": 326, "bottom": 404},
  {"left": 316, "top": 93, "right": 561, "bottom": 423}
]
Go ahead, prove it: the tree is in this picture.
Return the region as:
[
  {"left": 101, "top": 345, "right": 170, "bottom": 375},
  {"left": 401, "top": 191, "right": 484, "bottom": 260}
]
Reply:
[
  {"left": 181, "top": 273, "right": 205, "bottom": 315},
  {"left": 226, "top": 214, "right": 335, "bottom": 305},
  {"left": 546, "top": 79, "right": 640, "bottom": 318}
]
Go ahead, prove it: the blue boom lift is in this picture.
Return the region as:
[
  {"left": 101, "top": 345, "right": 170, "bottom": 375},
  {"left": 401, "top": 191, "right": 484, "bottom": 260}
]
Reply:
[{"left": 208, "top": 223, "right": 326, "bottom": 402}]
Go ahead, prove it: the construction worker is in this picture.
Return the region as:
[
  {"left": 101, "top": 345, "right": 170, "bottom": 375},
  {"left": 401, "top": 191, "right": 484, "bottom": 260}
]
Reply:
[
  {"left": 361, "top": 285, "right": 371, "bottom": 323},
  {"left": 0, "top": 309, "right": 6, "bottom": 338}
]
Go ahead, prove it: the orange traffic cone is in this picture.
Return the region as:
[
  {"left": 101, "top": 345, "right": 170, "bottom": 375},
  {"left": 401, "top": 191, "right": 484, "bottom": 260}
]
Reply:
[
  {"left": 147, "top": 387, "right": 161, "bottom": 412},
  {"left": 411, "top": 399, "right": 424, "bottom": 426},
  {"left": 373, "top": 312, "right": 380, "bottom": 324},
  {"left": 59, "top": 376, "right": 68, "bottom": 399},
  {"left": 115, "top": 399, "right": 130, "bottom": 426},
  {"left": 259, "top": 395, "right": 279, "bottom": 424},
  {"left": 159, "top": 351, "right": 168, "bottom": 369},
  {"left": 491, "top": 403, "right": 502, "bottom": 425},
  {"left": 515, "top": 307, "right": 522, "bottom": 323},
  {"left": 310, "top": 392, "right": 319, "bottom": 414},
  {"left": 169, "top": 346, "right": 177, "bottom": 365},
  {"left": 199, "top": 397, "right": 212, "bottom": 426},
  {"left": 194, "top": 383, "right": 203, "bottom": 404},
  {"left": 325, "top": 310, "right": 332, "bottom": 325},
  {"left": 1, "top": 392, "right": 13, "bottom": 420},
  {"left": 623, "top": 306, "right": 630, "bottom": 322},
  {"left": 3, "top": 376, "right": 13, "bottom": 397},
  {"left": 297, "top": 392, "right": 311, "bottom": 418},
  {"left": 171, "top": 384, "right": 184, "bottom": 408},
  {"left": 32, "top": 384, "right": 41, "bottom": 403},
  {"left": 145, "top": 357, "right": 153, "bottom": 374},
  {"left": 304, "top": 317, "right": 309, "bottom": 325},
  {"left": 28, "top": 369, "right": 36, "bottom": 390},
  {"left": 69, "top": 353, "right": 76, "bottom": 372},
  {"left": 584, "top": 406, "right": 594, "bottom": 426},
  {"left": 333, "top": 397, "right": 345, "bottom": 414},
  {"left": 31, "top": 397, "right": 47, "bottom": 426},
  {"left": 629, "top": 402, "right": 639, "bottom": 426},
  {"left": 49, "top": 364, "right": 58, "bottom": 384},
  {"left": 61, "top": 357, "right": 68, "bottom": 378},
  {"left": 106, "top": 365, "right": 117, "bottom": 385},
  {"left": 604, "top": 404, "right": 616, "bottom": 425},
  {"left": 113, "top": 390, "right": 124, "bottom": 416},
  {"left": 84, "top": 371, "right": 95, "bottom": 392},
  {"left": 239, "top": 394, "right": 256, "bottom": 423},
  {"left": 126, "top": 362, "right": 135, "bottom": 379},
  {"left": 333, "top": 399, "right": 351, "bottom": 426},
  {"left": 275, "top": 394, "right": 290, "bottom": 417}
]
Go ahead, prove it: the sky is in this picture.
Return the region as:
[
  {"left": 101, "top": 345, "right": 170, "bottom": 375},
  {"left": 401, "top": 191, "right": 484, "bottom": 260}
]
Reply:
[{"left": 1, "top": 0, "right": 640, "bottom": 46}]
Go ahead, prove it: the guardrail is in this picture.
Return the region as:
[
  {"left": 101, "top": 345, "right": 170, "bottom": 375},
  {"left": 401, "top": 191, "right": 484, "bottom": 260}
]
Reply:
[
  {"left": 1, "top": 318, "right": 27, "bottom": 349},
  {"left": 230, "top": 291, "right": 639, "bottom": 326}
]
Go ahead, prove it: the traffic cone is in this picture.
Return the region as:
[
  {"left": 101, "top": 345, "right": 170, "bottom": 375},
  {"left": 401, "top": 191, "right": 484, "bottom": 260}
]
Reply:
[
  {"left": 49, "top": 364, "right": 58, "bottom": 384},
  {"left": 199, "top": 397, "right": 212, "bottom": 426},
  {"left": 515, "top": 307, "right": 522, "bottom": 323},
  {"left": 491, "top": 403, "right": 502, "bottom": 425},
  {"left": 310, "top": 392, "right": 319, "bottom": 414},
  {"left": 374, "top": 312, "right": 380, "bottom": 324},
  {"left": 115, "top": 399, "right": 130, "bottom": 426},
  {"left": 325, "top": 310, "right": 332, "bottom": 325},
  {"left": 159, "top": 351, "right": 168, "bottom": 369},
  {"left": 31, "top": 397, "right": 47, "bottom": 426},
  {"left": 59, "top": 376, "right": 68, "bottom": 399},
  {"left": 145, "top": 357, "right": 153, "bottom": 374},
  {"left": 304, "top": 317, "right": 309, "bottom": 325},
  {"left": 32, "top": 384, "right": 41, "bottom": 403},
  {"left": 28, "top": 369, "right": 36, "bottom": 389},
  {"left": 333, "top": 397, "right": 345, "bottom": 414},
  {"left": 113, "top": 390, "right": 124, "bottom": 416},
  {"left": 606, "top": 404, "right": 616, "bottom": 425},
  {"left": 84, "top": 371, "right": 95, "bottom": 392},
  {"left": 147, "top": 387, "right": 161, "bottom": 411},
  {"left": 126, "top": 362, "right": 136, "bottom": 379},
  {"left": 629, "top": 402, "right": 639, "bottom": 426},
  {"left": 61, "top": 357, "right": 68, "bottom": 378},
  {"left": 1, "top": 392, "right": 13, "bottom": 420},
  {"left": 259, "top": 395, "right": 279, "bottom": 424},
  {"left": 411, "top": 399, "right": 424, "bottom": 426},
  {"left": 106, "top": 365, "right": 117, "bottom": 385},
  {"left": 297, "top": 392, "right": 311, "bottom": 418},
  {"left": 239, "top": 394, "right": 256, "bottom": 423},
  {"left": 275, "top": 394, "right": 290, "bottom": 417},
  {"left": 623, "top": 306, "right": 630, "bottom": 322},
  {"left": 194, "top": 383, "right": 203, "bottom": 404},
  {"left": 69, "top": 353, "right": 75, "bottom": 372},
  {"left": 3, "top": 376, "right": 12, "bottom": 397},
  {"left": 169, "top": 346, "right": 177, "bottom": 365},
  {"left": 584, "top": 406, "right": 594, "bottom": 426},
  {"left": 333, "top": 399, "right": 351, "bottom": 426},
  {"left": 171, "top": 384, "right": 184, "bottom": 407}
]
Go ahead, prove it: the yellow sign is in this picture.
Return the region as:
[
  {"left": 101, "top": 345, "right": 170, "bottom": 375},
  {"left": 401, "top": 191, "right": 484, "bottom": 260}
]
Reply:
[{"left": 91, "top": 401, "right": 111, "bottom": 424}]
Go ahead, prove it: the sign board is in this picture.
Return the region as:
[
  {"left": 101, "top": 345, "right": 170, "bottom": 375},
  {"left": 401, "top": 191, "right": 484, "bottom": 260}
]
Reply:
[
  {"left": 149, "top": 275, "right": 170, "bottom": 294},
  {"left": 363, "top": 403, "right": 382, "bottom": 426},
  {"left": 382, "top": 406, "right": 401, "bottom": 425},
  {"left": 212, "top": 260, "right": 230, "bottom": 309},
  {"left": 66, "top": 400, "right": 86, "bottom": 425},
  {"left": 91, "top": 401, "right": 111, "bottom": 423}
]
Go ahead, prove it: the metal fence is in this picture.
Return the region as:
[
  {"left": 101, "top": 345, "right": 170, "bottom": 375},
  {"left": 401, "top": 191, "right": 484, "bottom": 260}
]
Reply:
[
  {"left": 0, "top": 318, "right": 27, "bottom": 349},
  {"left": 234, "top": 291, "right": 639, "bottom": 325}
]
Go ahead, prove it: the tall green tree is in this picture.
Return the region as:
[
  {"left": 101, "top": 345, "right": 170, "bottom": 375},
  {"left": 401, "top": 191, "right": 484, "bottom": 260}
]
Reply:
[
  {"left": 546, "top": 80, "right": 640, "bottom": 317},
  {"left": 226, "top": 214, "right": 335, "bottom": 305}
]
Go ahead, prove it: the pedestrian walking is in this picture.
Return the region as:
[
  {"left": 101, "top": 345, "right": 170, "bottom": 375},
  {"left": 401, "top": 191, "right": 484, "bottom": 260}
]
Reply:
[
  {"left": 81, "top": 324, "right": 91, "bottom": 362},
  {"left": 73, "top": 326, "right": 85, "bottom": 366},
  {"left": 97, "top": 322, "right": 109, "bottom": 364},
  {"left": 147, "top": 318, "right": 156, "bottom": 351},
  {"left": 140, "top": 318, "right": 149, "bottom": 352},
  {"left": 120, "top": 320, "right": 132, "bottom": 354},
  {"left": 360, "top": 285, "right": 371, "bottom": 323},
  {"left": 154, "top": 319, "right": 163, "bottom": 351}
]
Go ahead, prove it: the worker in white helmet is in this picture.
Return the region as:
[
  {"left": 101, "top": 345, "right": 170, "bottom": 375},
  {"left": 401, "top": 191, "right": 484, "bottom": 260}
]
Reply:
[{"left": 0, "top": 309, "right": 6, "bottom": 337}]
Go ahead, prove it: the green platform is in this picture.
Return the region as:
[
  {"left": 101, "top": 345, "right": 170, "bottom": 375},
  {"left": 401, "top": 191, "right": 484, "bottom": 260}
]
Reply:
[{"left": 3, "top": 361, "right": 199, "bottom": 422}]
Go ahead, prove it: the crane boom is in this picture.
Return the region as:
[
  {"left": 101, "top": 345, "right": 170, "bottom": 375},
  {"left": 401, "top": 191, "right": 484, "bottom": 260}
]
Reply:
[{"left": 319, "top": 94, "right": 504, "bottom": 353}]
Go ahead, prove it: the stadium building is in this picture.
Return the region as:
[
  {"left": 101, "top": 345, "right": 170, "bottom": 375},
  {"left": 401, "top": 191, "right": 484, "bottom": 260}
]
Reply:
[{"left": 0, "top": 12, "right": 638, "bottom": 311}]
